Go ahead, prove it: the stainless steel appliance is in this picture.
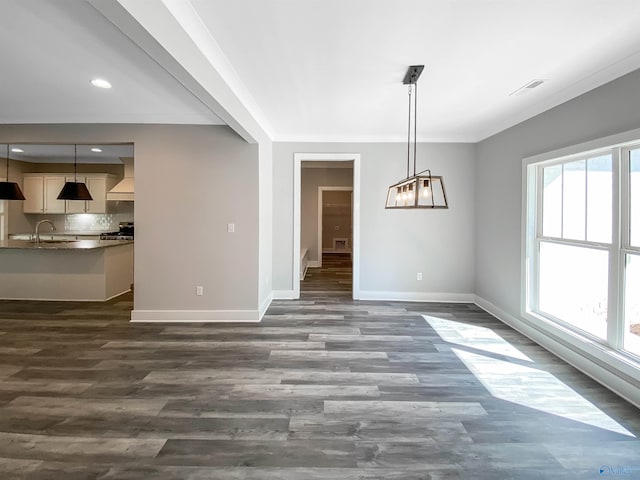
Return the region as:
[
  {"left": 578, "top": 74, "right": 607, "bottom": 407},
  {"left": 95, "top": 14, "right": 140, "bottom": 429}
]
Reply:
[{"left": 100, "top": 222, "right": 134, "bottom": 240}]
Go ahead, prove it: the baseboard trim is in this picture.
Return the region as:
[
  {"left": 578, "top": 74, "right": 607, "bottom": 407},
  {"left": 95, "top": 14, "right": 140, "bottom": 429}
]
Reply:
[
  {"left": 357, "top": 291, "right": 474, "bottom": 303},
  {"left": 130, "top": 309, "right": 260, "bottom": 323},
  {"left": 474, "top": 295, "right": 640, "bottom": 409},
  {"left": 258, "top": 294, "right": 273, "bottom": 320},
  {"left": 272, "top": 290, "right": 298, "bottom": 300},
  {"left": 307, "top": 261, "right": 321, "bottom": 268}
]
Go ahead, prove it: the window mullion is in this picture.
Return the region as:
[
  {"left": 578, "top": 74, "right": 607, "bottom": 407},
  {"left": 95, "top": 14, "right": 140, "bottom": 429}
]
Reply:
[{"left": 607, "top": 147, "right": 623, "bottom": 349}]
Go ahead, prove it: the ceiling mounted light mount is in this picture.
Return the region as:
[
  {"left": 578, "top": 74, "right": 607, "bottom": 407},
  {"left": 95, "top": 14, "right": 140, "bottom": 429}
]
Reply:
[
  {"left": 57, "top": 144, "right": 93, "bottom": 201},
  {"left": 0, "top": 144, "right": 26, "bottom": 200},
  {"left": 91, "top": 78, "right": 112, "bottom": 89},
  {"left": 386, "top": 65, "right": 448, "bottom": 209}
]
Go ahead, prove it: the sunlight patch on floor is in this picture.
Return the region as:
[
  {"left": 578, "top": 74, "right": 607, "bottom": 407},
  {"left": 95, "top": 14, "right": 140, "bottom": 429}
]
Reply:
[
  {"left": 424, "top": 316, "right": 634, "bottom": 437},
  {"left": 424, "top": 315, "right": 532, "bottom": 362}
]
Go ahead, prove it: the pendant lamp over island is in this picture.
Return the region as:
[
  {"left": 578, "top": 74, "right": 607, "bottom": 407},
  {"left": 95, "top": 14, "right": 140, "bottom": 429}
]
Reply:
[
  {"left": 385, "top": 65, "right": 448, "bottom": 209},
  {"left": 57, "top": 144, "right": 93, "bottom": 201},
  {"left": 0, "top": 144, "right": 26, "bottom": 200}
]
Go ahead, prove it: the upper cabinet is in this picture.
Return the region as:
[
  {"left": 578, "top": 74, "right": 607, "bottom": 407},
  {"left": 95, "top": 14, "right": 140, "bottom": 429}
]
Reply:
[
  {"left": 23, "top": 175, "right": 66, "bottom": 214},
  {"left": 23, "top": 174, "right": 116, "bottom": 214},
  {"left": 65, "top": 175, "right": 116, "bottom": 214}
]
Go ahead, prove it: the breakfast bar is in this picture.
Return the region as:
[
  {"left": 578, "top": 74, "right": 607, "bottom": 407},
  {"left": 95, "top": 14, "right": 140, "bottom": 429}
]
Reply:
[{"left": 0, "top": 240, "right": 133, "bottom": 301}]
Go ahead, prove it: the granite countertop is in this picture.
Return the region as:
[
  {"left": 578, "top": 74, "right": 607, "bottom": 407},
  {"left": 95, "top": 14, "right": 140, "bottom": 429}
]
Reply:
[
  {"left": 0, "top": 239, "right": 134, "bottom": 250},
  {"left": 9, "top": 231, "right": 110, "bottom": 240}
]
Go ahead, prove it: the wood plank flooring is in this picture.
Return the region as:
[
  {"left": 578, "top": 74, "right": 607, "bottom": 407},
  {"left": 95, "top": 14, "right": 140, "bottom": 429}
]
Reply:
[{"left": 0, "top": 254, "right": 639, "bottom": 479}]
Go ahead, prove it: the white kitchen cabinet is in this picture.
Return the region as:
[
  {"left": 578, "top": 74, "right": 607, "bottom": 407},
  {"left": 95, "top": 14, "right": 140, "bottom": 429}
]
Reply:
[
  {"left": 65, "top": 175, "right": 113, "bottom": 214},
  {"left": 23, "top": 175, "right": 66, "bottom": 214},
  {"left": 24, "top": 174, "right": 115, "bottom": 214}
]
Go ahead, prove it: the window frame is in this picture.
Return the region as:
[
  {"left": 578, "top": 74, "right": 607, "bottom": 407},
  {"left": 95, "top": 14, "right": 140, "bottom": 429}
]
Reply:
[{"left": 522, "top": 128, "right": 640, "bottom": 378}]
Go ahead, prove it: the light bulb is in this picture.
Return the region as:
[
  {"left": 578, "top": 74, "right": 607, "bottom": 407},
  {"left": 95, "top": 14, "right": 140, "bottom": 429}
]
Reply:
[{"left": 423, "top": 188, "right": 431, "bottom": 198}]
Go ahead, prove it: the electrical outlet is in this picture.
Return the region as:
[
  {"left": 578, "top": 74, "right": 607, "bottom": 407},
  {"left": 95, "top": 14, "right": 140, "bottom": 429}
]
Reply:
[
  {"left": 227, "top": 223, "right": 235, "bottom": 233},
  {"left": 416, "top": 272, "right": 423, "bottom": 281},
  {"left": 196, "top": 286, "right": 204, "bottom": 296}
]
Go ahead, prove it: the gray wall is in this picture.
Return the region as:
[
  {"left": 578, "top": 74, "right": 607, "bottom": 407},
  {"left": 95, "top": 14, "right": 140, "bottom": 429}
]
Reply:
[
  {"left": 475, "top": 68, "right": 640, "bottom": 316},
  {"left": 273, "top": 142, "right": 476, "bottom": 297},
  {"left": 0, "top": 124, "right": 259, "bottom": 313},
  {"left": 301, "top": 167, "right": 353, "bottom": 262}
]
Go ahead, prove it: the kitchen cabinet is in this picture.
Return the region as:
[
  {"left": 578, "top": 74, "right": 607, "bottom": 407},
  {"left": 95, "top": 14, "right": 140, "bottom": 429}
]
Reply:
[
  {"left": 65, "top": 175, "right": 113, "bottom": 214},
  {"left": 23, "top": 175, "right": 66, "bottom": 214},
  {"left": 23, "top": 174, "right": 115, "bottom": 214}
]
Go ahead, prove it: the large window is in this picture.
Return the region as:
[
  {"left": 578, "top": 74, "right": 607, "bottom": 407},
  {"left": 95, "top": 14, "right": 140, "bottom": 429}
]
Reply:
[{"left": 526, "top": 141, "right": 640, "bottom": 360}]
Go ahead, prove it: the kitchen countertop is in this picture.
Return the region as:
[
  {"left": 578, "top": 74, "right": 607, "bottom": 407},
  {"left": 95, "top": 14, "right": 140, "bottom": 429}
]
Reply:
[
  {"left": 0, "top": 239, "right": 134, "bottom": 250},
  {"left": 9, "top": 231, "right": 111, "bottom": 240}
]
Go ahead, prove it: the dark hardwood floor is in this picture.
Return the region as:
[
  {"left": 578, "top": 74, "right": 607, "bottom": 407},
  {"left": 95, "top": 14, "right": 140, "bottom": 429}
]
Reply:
[{"left": 0, "top": 254, "right": 639, "bottom": 479}]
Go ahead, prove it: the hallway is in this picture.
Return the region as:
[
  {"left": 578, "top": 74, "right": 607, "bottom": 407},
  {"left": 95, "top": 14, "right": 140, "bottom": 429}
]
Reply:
[{"left": 301, "top": 253, "right": 353, "bottom": 297}]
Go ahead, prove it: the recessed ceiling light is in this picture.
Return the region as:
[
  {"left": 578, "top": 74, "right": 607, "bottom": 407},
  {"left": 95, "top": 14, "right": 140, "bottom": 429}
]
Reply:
[
  {"left": 11, "top": 148, "right": 24, "bottom": 153},
  {"left": 91, "top": 78, "right": 112, "bottom": 89},
  {"left": 91, "top": 148, "right": 102, "bottom": 153}
]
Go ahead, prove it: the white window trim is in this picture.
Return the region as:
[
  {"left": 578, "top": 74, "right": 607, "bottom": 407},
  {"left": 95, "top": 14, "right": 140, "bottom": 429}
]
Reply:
[{"left": 521, "top": 128, "right": 640, "bottom": 404}]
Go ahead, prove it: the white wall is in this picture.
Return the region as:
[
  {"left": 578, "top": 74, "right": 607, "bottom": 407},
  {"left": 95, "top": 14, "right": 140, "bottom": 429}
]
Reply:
[
  {"left": 301, "top": 167, "right": 353, "bottom": 262},
  {"left": 0, "top": 124, "right": 260, "bottom": 320},
  {"left": 258, "top": 141, "right": 273, "bottom": 317},
  {"left": 273, "top": 142, "right": 476, "bottom": 300}
]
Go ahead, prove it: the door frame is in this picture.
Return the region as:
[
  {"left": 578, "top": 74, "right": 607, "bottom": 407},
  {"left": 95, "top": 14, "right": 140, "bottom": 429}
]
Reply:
[{"left": 293, "top": 153, "right": 361, "bottom": 299}]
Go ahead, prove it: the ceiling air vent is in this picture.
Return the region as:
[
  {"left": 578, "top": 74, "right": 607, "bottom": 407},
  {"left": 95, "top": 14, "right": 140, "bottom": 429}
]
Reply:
[{"left": 510, "top": 79, "right": 546, "bottom": 96}]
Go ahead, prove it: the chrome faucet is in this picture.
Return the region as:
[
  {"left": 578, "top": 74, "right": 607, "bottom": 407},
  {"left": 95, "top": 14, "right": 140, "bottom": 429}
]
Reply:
[{"left": 35, "top": 219, "right": 56, "bottom": 243}]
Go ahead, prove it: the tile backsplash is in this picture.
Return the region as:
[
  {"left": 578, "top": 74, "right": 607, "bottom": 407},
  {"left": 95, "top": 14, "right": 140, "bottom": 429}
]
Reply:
[
  {"left": 64, "top": 201, "right": 134, "bottom": 232},
  {"left": 65, "top": 213, "right": 116, "bottom": 231}
]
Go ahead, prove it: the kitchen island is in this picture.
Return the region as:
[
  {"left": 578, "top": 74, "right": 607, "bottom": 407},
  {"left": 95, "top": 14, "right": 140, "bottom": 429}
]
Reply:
[{"left": 0, "top": 240, "right": 133, "bottom": 301}]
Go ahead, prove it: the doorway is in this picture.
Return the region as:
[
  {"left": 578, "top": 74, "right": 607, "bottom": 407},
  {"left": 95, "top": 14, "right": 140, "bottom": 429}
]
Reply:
[
  {"left": 300, "top": 186, "right": 353, "bottom": 296},
  {"left": 293, "top": 153, "right": 361, "bottom": 299}
]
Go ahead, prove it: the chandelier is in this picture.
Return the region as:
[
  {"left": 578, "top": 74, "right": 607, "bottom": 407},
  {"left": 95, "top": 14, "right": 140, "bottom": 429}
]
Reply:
[{"left": 385, "top": 65, "right": 448, "bottom": 209}]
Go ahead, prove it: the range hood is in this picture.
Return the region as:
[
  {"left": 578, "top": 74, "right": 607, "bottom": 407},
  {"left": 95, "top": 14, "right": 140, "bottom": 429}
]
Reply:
[{"left": 107, "top": 157, "right": 134, "bottom": 201}]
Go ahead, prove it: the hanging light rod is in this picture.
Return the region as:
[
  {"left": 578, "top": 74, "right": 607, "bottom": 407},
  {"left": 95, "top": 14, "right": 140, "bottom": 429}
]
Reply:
[
  {"left": 385, "top": 65, "right": 448, "bottom": 209},
  {"left": 57, "top": 144, "right": 93, "bottom": 201}
]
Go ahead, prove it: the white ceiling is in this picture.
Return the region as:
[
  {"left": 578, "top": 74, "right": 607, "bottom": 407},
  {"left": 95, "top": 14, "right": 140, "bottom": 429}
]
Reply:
[
  {"left": 1, "top": 1, "right": 640, "bottom": 143},
  {"left": 0, "top": 1, "right": 223, "bottom": 125},
  {"left": 190, "top": 0, "right": 640, "bottom": 142},
  {"left": 3, "top": 144, "right": 133, "bottom": 164}
]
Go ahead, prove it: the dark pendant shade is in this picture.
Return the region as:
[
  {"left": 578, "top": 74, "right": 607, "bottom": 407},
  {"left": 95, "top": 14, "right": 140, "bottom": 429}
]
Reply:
[
  {"left": 57, "top": 182, "right": 93, "bottom": 201},
  {"left": 57, "top": 144, "right": 93, "bottom": 201},
  {"left": 0, "top": 181, "right": 26, "bottom": 200}
]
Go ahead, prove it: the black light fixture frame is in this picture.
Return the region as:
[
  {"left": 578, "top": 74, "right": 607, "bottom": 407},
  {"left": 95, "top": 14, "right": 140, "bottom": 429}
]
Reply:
[
  {"left": 0, "top": 144, "right": 26, "bottom": 200},
  {"left": 385, "top": 65, "right": 448, "bottom": 209},
  {"left": 57, "top": 144, "right": 93, "bottom": 201}
]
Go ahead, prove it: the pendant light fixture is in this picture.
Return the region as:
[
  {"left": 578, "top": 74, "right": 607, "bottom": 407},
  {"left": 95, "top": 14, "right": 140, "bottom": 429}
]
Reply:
[
  {"left": 0, "top": 144, "right": 26, "bottom": 200},
  {"left": 385, "top": 65, "right": 448, "bottom": 209},
  {"left": 57, "top": 144, "right": 93, "bottom": 201}
]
